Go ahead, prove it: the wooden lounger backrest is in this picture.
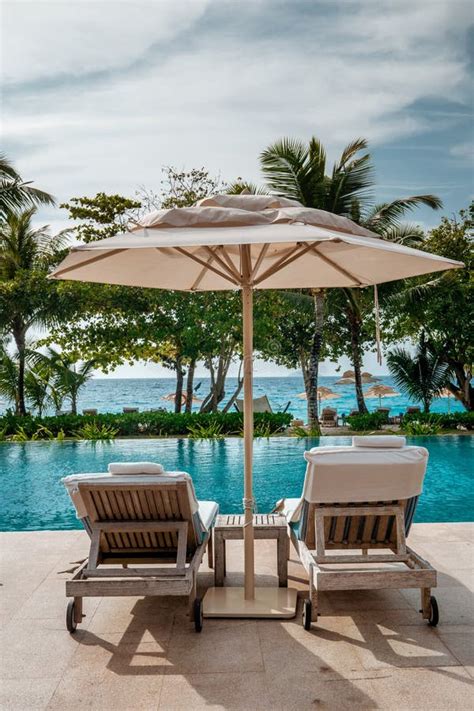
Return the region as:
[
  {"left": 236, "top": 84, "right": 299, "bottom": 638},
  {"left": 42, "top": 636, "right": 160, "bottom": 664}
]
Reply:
[
  {"left": 78, "top": 480, "right": 197, "bottom": 554},
  {"left": 305, "top": 499, "right": 409, "bottom": 551}
]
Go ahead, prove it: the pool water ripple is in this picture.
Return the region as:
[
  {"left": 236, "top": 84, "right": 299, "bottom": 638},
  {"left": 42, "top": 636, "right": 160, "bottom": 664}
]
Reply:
[{"left": 0, "top": 436, "right": 472, "bottom": 531}]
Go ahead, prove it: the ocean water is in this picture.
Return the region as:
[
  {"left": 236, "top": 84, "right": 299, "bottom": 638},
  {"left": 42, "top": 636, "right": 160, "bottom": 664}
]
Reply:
[
  {"left": 0, "top": 436, "right": 472, "bottom": 531},
  {"left": 0, "top": 375, "right": 464, "bottom": 420}
]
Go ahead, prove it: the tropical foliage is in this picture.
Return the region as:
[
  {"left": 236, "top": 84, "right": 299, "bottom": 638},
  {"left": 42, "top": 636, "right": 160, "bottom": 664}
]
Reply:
[{"left": 387, "top": 333, "right": 449, "bottom": 413}]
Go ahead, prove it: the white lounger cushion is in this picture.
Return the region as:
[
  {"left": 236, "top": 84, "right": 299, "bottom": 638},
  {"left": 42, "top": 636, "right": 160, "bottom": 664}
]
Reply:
[
  {"left": 353, "top": 435, "right": 406, "bottom": 448},
  {"left": 302, "top": 445, "right": 428, "bottom": 504},
  {"left": 198, "top": 500, "right": 219, "bottom": 530},
  {"left": 62, "top": 471, "right": 200, "bottom": 519},
  {"left": 108, "top": 462, "right": 165, "bottom": 475}
]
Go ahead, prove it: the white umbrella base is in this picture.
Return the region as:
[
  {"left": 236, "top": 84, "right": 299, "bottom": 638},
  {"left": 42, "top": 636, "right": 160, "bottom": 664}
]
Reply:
[{"left": 203, "top": 586, "right": 298, "bottom": 618}]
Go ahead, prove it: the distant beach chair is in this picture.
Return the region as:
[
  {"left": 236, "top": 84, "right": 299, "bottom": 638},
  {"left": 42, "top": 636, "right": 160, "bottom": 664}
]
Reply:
[
  {"left": 82, "top": 409, "right": 98, "bottom": 416},
  {"left": 62, "top": 463, "right": 218, "bottom": 633},
  {"left": 277, "top": 436, "right": 438, "bottom": 629},
  {"left": 406, "top": 406, "right": 421, "bottom": 415},
  {"left": 376, "top": 407, "right": 390, "bottom": 420},
  {"left": 320, "top": 407, "right": 338, "bottom": 427},
  {"left": 56, "top": 409, "right": 72, "bottom": 416},
  {"left": 122, "top": 407, "right": 139, "bottom": 414},
  {"left": 234, "top": 394, "right": 291, "bottom": 414}
]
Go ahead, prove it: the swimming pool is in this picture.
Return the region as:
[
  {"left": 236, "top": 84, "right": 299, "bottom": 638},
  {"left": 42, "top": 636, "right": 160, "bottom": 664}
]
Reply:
[{"left": 0, "top": 436, "right": 472, "bottom": 531}]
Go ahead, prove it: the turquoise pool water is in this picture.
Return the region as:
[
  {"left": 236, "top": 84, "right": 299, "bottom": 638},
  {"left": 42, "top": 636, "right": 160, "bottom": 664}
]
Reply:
[{"left": 0, "top": 436, "right": 472, "bottom": 531}]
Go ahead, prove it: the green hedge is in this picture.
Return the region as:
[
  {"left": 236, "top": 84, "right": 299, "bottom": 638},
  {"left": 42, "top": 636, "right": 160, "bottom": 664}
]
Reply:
[
  {"left": 0, "top": 410, "right": 293, "bottom": 438},
  {"left": 401, "top": 411, "right": 473, "bottom": 430},
  {"left": 346, "top": 412, "right": 389, "bottom": 431}
]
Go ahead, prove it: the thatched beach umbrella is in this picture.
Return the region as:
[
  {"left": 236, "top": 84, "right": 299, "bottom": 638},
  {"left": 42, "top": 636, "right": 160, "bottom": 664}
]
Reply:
[
  {"left": 50, "top": 193, "right": 462, "bottom": 619},
  {"left": 365, "top": 384, "right": 400, "bottom": 407},
  {"left": 335, "top": 376, "right": 355, "bottom": 385},
  {"left": 297, "top": 386, "right": 337, "bottom": 400}
]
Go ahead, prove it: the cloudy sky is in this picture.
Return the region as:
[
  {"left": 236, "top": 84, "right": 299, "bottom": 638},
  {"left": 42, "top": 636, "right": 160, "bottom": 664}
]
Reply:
[{"left": 2, "top": 0, "right": 473, "bottom": 377}]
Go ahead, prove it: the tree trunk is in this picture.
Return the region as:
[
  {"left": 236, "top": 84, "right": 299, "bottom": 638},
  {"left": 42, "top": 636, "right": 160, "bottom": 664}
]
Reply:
[
  {"left": 12, "top": 321, "right": 27, "bottom": 416},
  {"left": 446, "top": 362, "right": 473, "bottom": 411},
  {"left": 71, "top": 391, "right": 78, "bottom": 416},
  {"left": 307, "top": 290, "right": 325, "bottom": 430},
  {"left": 174, "top": 357, "right": 184, "bottom": 414},
  {"left": 347, "top": 307, "right": 368, "bottom": 414},
  {"left": 222, "top": 360, "right": 244, "bottom": 413},
  {"left": 200, "top": 342, "right": 235, "bottom": 413},
  {"left": 184, "top": 358, "right": 196, "bottom": 414}
]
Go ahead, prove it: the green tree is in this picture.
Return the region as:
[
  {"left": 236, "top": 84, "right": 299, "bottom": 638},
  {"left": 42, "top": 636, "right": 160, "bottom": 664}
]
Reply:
[
  {"left": 44, "top": 347, "right": 96, "bottom": 415},
  {"left": 387, "top": 332, "right": 449, "bottom": 413},
  {"left": 0, "top": 154, "right": 54, "bottom": 219},
  {"left": 260, "top": 136, "right": 441, "bottom": 423},
  {"left": 0, "top": 208, "right": 73, "bottom": 414},
  {"left": 388, "top": 204, "right": 473, "bottom": 410},
  {"left": 60, "top": 192, "right": 141, "bottom": 243}
]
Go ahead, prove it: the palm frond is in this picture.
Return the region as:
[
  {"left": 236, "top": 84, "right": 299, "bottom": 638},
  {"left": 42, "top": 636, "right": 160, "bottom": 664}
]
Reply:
[{"left": 364, "top": 195, "right": 442, "bottom": 231}]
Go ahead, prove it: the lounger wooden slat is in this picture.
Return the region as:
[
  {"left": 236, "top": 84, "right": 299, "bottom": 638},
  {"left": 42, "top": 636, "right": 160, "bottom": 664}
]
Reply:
[
  {"left": 63, "top": 474, "right": 218, "bottom": 633},
  {"left": 284, "top": 440, "right": 438, "bottom": 628}
]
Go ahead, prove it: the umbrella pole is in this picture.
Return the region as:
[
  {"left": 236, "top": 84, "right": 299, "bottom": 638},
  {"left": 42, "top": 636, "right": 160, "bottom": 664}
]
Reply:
[{"left": 242, "top": 283, "right": 255, "bottom": 600}]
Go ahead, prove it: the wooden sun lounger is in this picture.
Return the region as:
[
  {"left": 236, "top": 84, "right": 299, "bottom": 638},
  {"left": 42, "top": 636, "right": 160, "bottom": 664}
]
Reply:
[
  {"left": 290, "top": 499, "right": 437, "bottom": 630},
  {"left": 283, "top": 439, "right": 438, "bottom": 630},
  {"left": 64, "top": 477, "right": 216, "bottom": 633}
]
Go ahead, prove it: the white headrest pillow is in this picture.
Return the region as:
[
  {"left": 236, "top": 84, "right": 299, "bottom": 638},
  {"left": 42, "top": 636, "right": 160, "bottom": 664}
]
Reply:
[
  {"left": 108, "top": 462, "right": 165, "bottom": 475},
  {"left": 353, "top": 435, "right": 406, "bottom": 448}
]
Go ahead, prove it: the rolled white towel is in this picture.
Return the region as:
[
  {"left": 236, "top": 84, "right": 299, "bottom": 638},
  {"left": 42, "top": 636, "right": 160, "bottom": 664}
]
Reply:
[
  {"left": 108, "top": 462, "right": 165, "bottom": 475},
  {"left": 353, "top": 435, "right": 406, "bottom": 449}
]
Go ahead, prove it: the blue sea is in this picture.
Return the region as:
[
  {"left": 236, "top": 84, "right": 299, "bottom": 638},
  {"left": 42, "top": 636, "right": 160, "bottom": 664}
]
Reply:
[{"left": 0, "top": 375, "right": 464, "bottom": 420}]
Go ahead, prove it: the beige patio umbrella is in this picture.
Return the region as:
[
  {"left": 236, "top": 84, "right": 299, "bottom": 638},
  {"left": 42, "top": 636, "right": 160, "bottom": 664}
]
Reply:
[
  {"left": 163, "top": 392, "right": 203, "bottom": 405},
  {"left": 365, "top": 384, "right": 400, "bottom": 407},
  {"left": 335, "top": 376, "right": 355, "bottom": 385},
  {"left": 50, "top": 194, "right": 462, "bottom": 618}
]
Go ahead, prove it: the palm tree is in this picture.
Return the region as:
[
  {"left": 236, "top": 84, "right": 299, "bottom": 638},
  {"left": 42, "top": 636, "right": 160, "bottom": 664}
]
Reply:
[
  {"left": 24, "top": 366, "right": 52, "bottom": 417},
  {"left": 0, "top": 208, "right": 70, "bottom": 414},
  {"left": 46, "top": 347, "right": 96, "bottom": 415},
  {"left": 0, "top": 349, "right": 20, "bottom": 413},
  {"left": 0, "top": 154, "right": 54, "bottom": 219},
  {"left": 387, "top": 332, "right": 449, "bottom": 413},
  {"left": 260, "top": 137, "right": 442, "bottom": 423}
]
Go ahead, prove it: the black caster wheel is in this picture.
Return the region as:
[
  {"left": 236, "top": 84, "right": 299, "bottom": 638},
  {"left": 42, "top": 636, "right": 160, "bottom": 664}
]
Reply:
[
  {"left": 302, "top": 598, "right": 312, "bottom": 630},
  {"left": 428, "top": 596, "right": 439, "bottom": 627},
  {"left": 194, "top": 597, "right": 203, "bottom": 633},
  {"left": 66, "top": 600, "right": 77, "bottom": 634}
]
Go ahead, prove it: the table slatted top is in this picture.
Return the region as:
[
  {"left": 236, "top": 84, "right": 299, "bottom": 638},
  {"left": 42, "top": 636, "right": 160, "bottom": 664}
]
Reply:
[{"left": 215, "top": 513, "right": 287, "bottom": 529}]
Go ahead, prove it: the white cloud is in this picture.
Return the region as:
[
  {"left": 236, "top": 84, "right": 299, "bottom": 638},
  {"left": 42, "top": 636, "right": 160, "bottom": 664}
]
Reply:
[
  {"left": 450, "top": 141, "right": 474, "bottom": 161},
  {"left": 2, "top": 0, "right": 211, "bottom": 84},
  {"left": 2, "top": 0, "right": 472, "bottom": 213}
]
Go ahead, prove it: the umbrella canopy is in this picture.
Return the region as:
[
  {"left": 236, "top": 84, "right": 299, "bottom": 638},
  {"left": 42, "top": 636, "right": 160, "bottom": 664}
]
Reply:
[
  {"left": 163, "top": 393, "right": 203, "bottom": 404},
  {"left": 365, "top": 384, "right": 400, "bottom": 398},
  {"left": 335, "top": 377, "right": 355, "bottom": 385},
  {"left": 342, "top": 370, "right": 355, "bottom": 378},
  {"left": 50, "top": 194, "right": 462, "bottom": 615},
  {"left": 297, "top": 387, "right": 337, "bottom": 401}
]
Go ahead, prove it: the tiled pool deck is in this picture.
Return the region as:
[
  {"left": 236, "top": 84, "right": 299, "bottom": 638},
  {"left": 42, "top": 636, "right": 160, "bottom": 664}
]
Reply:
[{"left": 1, "top": 523, "right": 473, "bottom": 710}]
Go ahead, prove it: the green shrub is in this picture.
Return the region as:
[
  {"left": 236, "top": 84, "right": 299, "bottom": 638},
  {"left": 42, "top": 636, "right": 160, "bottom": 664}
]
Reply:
[
  {"left": 31, "top": 425, "right": 55, "bottom": 440},
  {"left": 403, "top": 417, "right": 442, "bottom": 435},
  {"left": 9, "top": 426, "right": 30, "bottom": 442},
  {"left": 0, "top": 410, "right": 292, "bottom": 439},
  {"left": 187, "top": 421, "right": 225, "bottom": 439},
  {"left": 346, "top": 412, "right": 389, "bottom": 431},
  {"left": 401, "top": 411, "right": 473, "bottom": 431},
  {"left": 73, "top": 422, "right": 119, "bottom": 441}
]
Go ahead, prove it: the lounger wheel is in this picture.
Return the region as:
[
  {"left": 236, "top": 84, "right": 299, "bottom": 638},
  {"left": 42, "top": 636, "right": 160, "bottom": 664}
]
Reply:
[
  {"left": 428, "top": 596, "right": 439, "bottom": 627},
  {"left": 66, "top": 600, "right": 78, "bottom": 634},
  {"left": 194, "top": 597, "right": 203, "bottom": 633},
  {"left": 302, "top": 598, "right": 312, "bottom": 631}
]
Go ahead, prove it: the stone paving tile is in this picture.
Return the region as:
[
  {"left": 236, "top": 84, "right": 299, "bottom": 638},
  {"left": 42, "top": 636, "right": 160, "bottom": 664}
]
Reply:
[
  {"left": 0, "top": 525, "right": 473, "bottom": 710},
  {"left": 158, "top": 671, "right": 273, "bottom": 710},
  {"left": 0, "top": 678, "right": 59, "bottom": 711},
  {"left": 364, "top": 665, "right": 474, "bottom": 710}
]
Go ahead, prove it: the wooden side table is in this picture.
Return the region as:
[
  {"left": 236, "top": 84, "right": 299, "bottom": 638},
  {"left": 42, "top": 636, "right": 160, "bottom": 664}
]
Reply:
[{"left": 214, "top": 513, "right": 289, "bottom": 587}]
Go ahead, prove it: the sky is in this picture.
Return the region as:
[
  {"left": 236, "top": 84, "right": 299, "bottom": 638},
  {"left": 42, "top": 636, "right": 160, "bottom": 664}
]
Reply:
[{"left": 2, "top": 0, "right": 473, "bottom": 378}]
